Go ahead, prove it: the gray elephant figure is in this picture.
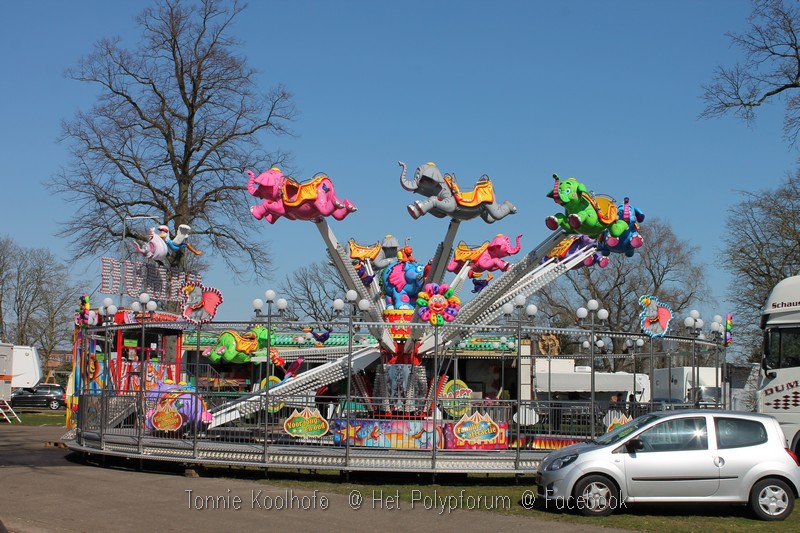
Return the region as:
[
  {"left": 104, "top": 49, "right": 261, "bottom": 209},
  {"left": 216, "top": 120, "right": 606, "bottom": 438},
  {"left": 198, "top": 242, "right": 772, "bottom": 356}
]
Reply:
[
  {"left": 398, "top": 161, "right": 517, "bottom": 223},
  {"left": 373, "top": 234, "right": 400, "bottom": 269},
  {"left": 348, "top": 234, "right": 400, "bottom": 273}
]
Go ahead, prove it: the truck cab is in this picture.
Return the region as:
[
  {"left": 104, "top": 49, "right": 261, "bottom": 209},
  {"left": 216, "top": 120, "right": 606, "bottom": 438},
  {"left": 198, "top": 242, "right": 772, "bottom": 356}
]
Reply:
[{"left": 759, "top": 275, "right": 800, "bottom": 455}]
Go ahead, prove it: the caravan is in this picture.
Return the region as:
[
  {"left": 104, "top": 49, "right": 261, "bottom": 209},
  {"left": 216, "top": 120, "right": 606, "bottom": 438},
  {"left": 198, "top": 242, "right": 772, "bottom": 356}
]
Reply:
[
  {"left": 11, "top": 345, "right": 43, "bottom": 388},
  {"left": 652, "top": 366, "right": 723, "bottom": 405},
  {"left": 0, "top": 343, "right": 42, "bottom": 389}
]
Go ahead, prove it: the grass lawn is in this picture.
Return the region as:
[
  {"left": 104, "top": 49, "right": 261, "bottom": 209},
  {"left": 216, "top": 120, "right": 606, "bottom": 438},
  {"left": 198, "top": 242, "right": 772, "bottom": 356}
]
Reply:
[
  {"left": 201, "top": 467, "right": 800, "bottom": 533},
  {"left": 10, "top": 408, "right": 68, "bottom": 426}
]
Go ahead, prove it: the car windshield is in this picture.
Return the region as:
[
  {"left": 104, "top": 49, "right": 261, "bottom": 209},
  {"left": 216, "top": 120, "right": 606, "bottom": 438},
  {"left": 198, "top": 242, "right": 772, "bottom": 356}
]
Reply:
[{"left": 594, "top": 413, "right": 661, "bottom": 446}]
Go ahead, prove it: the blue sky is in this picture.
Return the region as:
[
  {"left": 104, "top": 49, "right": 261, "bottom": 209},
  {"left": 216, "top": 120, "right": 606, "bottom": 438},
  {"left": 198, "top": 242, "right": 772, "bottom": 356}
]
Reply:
[{"left": 1, "top": 1, "right": 796, "bottom": 325}]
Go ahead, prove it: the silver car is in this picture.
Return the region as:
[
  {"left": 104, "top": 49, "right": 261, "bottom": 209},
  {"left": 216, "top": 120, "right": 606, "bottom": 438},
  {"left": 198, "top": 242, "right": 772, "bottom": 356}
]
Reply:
[{"left": 535, "top": 410, "right": 800, "bottom": 520}]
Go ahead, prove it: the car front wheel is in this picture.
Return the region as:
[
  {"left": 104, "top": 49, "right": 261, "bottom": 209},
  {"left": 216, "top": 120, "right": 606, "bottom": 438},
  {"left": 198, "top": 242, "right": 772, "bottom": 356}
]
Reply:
[
  {"left": 573, "top": 475, "right": 620, "bottom": 517},
  {"left": 48, "top": 399, "right": 61, "bottom": 410},
  {"left": 749, "top": 477, "right": 795, "bottom": 521}
]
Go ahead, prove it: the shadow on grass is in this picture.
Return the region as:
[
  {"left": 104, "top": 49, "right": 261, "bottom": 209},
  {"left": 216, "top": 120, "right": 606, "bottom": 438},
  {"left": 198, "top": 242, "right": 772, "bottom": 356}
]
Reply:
[
  {"left": 531, "top": 498, "right": 749, "bottom": 518},
  {"left": 69, "top": 452, "right": 799, "bottom": 530},
  {"left": 621, "top": 501, "right": 751, "bottom": 518}
]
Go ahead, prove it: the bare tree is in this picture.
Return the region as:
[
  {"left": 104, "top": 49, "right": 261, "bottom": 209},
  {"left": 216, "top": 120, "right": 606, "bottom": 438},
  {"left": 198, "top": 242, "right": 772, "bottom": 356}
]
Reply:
[
  {"left": 701, "top": 0, "right": 800, "bottom": 146},
  {"left": 32, "top": 269, "right": 84, "bottom": 368},
  {"left": 55, "top": 0, "right": 296, "bottom": 281},
  {"left": 0, "top": 237, "right": 83, "bottom": 360},
  {"left": 278, "top": 259, "right": 349, "bottom": 323},
  {"left": 719, "top": 172, "right": 800, "bottom": 359},
  {"left": 0, "top": 237, "right": 14, "bottom": 342},
  {"left": 701, "top": 0, "right": 800, "bottom": 358},
  {"left": 537, "top": 218, "right": 711, "bottom": 368},
  {"left": 10, "top": 252, "right": 49, "bottom": 345}
]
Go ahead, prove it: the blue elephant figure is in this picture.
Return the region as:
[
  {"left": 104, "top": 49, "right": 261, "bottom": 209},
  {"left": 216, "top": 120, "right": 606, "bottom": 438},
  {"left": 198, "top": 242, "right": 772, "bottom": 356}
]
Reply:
[
  {"left": 380, "top": 260, "right": 426, "bottom": 310},
  {"left": 597, "top": 197, "right": 645, "bottom": 257}
]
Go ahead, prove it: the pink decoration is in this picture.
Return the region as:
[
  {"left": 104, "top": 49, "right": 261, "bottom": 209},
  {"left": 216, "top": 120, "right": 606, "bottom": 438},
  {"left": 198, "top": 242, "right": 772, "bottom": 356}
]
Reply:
[
  {"left": 181, "top": 281, "right": 223, "bottom": 324},
  {"left": 247, "top": 168, "right": 357, "bottom": 223}
]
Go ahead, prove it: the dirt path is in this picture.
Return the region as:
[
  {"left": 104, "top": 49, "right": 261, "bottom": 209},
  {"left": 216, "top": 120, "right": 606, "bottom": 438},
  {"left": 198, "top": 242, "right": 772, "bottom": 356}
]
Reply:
[{"left": 0, "top": 426, "right": 632, "bottom": 533}]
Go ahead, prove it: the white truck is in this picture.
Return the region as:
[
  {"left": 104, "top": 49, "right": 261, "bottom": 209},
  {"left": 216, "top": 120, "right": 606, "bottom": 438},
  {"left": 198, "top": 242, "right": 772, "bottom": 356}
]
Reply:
[
  {"left": 759, "top": 275, "right": 800, "bottom": 455},
  {"left": 652, "top": 366, "right": 723, "bottom": 405}
]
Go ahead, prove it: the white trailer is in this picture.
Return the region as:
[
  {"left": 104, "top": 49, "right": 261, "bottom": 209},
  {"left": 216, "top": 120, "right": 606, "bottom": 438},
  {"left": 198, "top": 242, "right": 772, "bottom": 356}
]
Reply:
[
  {"left": 532, "top": 358, "right": 650, "bottom": 402},
  {"left": 8, "top": 345, "right": 42, "bottom": 389},
  {"left": 652, "top": 366, "right": 723, "bottom": 404},
  {"left": 0, "top": 343, "right": 12, "bottom": 400}
]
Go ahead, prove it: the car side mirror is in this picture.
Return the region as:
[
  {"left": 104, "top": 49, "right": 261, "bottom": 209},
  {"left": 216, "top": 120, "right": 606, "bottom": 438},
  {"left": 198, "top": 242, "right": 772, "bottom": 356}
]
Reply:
[{"left": 626, "top": 438, "right": 645, "bottom": 452}]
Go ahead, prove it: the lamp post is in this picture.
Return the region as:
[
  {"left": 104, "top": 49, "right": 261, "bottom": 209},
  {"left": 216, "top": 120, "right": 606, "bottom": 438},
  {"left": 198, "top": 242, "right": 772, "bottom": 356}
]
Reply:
[
  {"left": 432, "top": 321, "right": 444, "bottom": 475},
  {"left": 252, "top": 290, "right": 287, "bottom": 460},
  {"left": 131, "top": 292, "right": 157, "bottom": 454},
  {"left": 492, "top": 340, "right": 505, "bottom": 400},
  {"left": 502, "top": 294, "right": 537, "bottom": 468},
  {"left": 577, "top": 299, "right": 608, "bottom": 439},
  {"left": 625, "top": 337, "right": 645, "bottom": 414},
  {"left": 710, "top": 314, "right": 726, "bottom": 408},
  {"left": 252, "top": 290, "right": 288, "bottom": 388},
  {"left": 626, "top": 338, "right": 634, "bottom": 388},
  {"left": 98, "top": 297, "right": 118, "bottom": 379},
  {"left": 684, "top": 310, "right": 703, "bottom": 407},
  {"left": 333, "top": 290, "right": 369, "bottom": 473},
  {"left": 638, "top": 335, "right": 656, "bottom": 410},
  {"left": 457, "top": 341, "right": 466, "bottom": 384},
  {"left": 130, "top": 292, "right": 158, "bottom": 386},
  {"left": 98, "top": 297, "right": 118, "bottom": 448}
]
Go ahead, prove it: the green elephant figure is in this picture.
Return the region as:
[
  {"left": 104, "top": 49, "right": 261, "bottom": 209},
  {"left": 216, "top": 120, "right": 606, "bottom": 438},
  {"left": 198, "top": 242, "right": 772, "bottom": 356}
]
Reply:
[
  {"left": 544, "top": 174, "right": 629, "bottom": 238},
  {"left": 202, "top": 325, "right": 274, "bottom": 364}
]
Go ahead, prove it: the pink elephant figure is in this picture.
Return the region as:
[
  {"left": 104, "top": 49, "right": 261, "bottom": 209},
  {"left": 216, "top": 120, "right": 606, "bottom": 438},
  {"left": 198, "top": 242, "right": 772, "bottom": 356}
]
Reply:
[
  {"left": 447, "top": 234, "right": 523, "bottom": 275},
  {"left": 247, "top": 168, "right": 357, "bottom": 223}
]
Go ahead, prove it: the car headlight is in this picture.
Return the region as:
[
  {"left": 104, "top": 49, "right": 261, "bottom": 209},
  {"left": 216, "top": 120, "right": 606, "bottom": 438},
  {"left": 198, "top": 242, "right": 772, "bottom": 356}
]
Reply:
[{"left": 546, "top": 453, "right": 579, "bottom": 471}]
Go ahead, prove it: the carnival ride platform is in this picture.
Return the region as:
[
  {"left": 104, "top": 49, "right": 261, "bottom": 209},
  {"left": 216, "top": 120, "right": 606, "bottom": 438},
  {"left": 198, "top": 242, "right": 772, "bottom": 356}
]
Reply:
[{"left": 66, "top": 427, "right": 547, "bottom": 474}]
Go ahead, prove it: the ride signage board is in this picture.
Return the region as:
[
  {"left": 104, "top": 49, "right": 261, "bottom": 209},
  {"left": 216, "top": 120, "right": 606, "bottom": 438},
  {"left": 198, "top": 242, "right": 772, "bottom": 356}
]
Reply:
[
  {"left": 151, "top": 401, "right": 183, "bottom": 432},
  {"left": 440, "top": 379, "right": 472, "bottom": 417},
  {"left": 284, "top": 408, "right": 329, "bottom": 438},
  {"left": 452, "top": 412, "right": 502, "bottom": 445}
]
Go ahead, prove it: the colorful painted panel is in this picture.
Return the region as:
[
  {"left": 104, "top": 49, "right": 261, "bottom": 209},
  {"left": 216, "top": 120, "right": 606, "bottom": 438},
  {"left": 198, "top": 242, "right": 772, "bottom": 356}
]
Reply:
[
  {"left": 144, "top": 381, "right": 211, "bottom": 433},
  {"left": 331, "top": 419, "right": 439, "bottom": 449},
  {"left": 512, "top": 435, "right": 588, "bottom": 451}
]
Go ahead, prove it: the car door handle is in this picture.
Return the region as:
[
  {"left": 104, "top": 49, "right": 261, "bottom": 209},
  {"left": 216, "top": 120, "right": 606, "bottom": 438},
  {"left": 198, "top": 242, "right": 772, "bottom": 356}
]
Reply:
[{"left": 713, "top": 456, "right": 725, "bottom": 467}]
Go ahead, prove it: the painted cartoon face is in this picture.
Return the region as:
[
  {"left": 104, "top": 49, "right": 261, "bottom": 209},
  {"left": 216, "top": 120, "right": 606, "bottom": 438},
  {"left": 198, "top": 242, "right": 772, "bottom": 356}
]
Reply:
[
  {"left": 84, "top": 354, "right": 100, "bottom": 382},
  {"left": 558, "top": 178, "right": 581, "bottom": 202},
  {"left": 428, "top": 293, "right": 448, "bottom": 314}
]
